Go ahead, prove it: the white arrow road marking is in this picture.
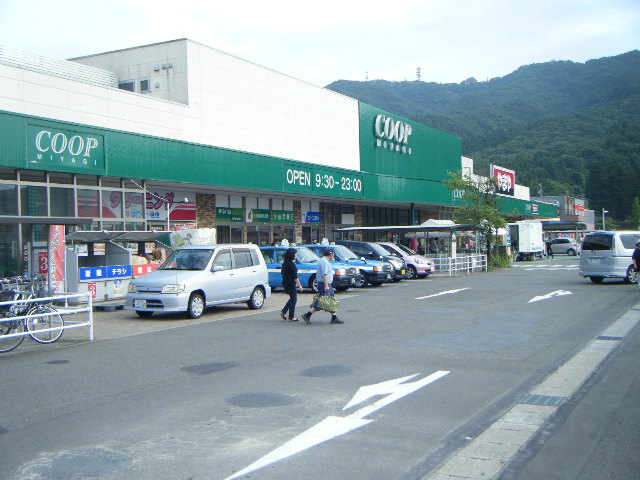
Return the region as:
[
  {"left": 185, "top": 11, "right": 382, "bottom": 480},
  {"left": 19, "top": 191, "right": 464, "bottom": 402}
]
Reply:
[
  {"left": 528, "top": 290, "right": 573, "bottom": 303},
  {"left": 225, "top": 371, "right": 450, "bottom": 480},
  {"left": 415, "top": 288, "right": 469, "bottom": 300}
]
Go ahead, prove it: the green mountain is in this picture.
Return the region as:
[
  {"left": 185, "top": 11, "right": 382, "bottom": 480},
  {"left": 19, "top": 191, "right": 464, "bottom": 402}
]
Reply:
[{"left": 326, "top": 51, "right": 640, "bottom": 224}]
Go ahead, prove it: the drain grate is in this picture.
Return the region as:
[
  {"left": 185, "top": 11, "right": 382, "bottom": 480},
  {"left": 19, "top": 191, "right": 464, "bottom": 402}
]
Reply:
[
  {"left": 597, "top": 335, "right": 624, "bottom": 341},
  {"left": 520, "top": 394, "right": 567, "bottom": 407}
]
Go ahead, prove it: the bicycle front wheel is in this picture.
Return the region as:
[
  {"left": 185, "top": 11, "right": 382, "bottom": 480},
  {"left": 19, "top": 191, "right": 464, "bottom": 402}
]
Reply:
[
  {"left": 26, "top": 305, "right": 64, "bottom": 344},
  {"left": 0, "top": 318, "right": 25, "bottom": 352}
]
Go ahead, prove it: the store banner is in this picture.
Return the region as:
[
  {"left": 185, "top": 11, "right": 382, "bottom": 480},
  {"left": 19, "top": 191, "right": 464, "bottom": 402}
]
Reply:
[
  {"left": 303, "top": 211, "right": 321, "bottom": 223},
  {"left": 491, "top": 164, "right": 515, "bottom": 196},
  {"left": 216, "top": 207, "right": 244, "bottom": 222},
  {"left": 272, "top": 210, "right": 296, "bottom": 223},
  {"left": 48, "top": 225, "right": 66, "bottom": 294},
  {"left": 145, "top": 190, "right": 196, "bottom": 222},
  {"left": 246, "top": 208, "right": 271, "bottom": 223}
]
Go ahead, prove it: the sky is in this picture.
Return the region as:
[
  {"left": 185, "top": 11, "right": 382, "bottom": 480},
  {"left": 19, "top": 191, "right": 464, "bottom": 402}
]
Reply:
[{"left": 0, "top": 0, "right": 638, "bottom": 87}]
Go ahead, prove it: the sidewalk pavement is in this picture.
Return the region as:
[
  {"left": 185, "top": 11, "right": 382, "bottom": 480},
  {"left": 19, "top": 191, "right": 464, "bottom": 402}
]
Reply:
[{"left": 497, "top": 308, "right": 640, "bottom": 480}]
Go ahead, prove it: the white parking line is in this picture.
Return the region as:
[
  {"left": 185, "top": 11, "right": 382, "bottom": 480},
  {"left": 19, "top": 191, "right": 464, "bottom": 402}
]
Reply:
[{"left": 415, "top": 288, "right": 470, "bottom": 300}]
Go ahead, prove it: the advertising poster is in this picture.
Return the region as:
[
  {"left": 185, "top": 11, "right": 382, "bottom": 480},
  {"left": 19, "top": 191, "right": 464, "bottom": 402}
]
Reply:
[
  {"left": 491, "top": 164, "right": 515, "bottom": 197},
  {"left": 48, "top": 225, "right": 66, "bottom": 294},
  {"left": 145, "top": 190, "right": 196, "bottom": 222},
  {"left": 94, "top": 243, "right": 106, "bottom": 255}
]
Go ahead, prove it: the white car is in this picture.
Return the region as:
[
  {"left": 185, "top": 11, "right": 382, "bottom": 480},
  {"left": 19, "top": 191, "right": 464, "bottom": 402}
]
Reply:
[
  {"left": 550, "top": 238, "right": 580, "bottom": 256},
  {"left": 125, "top": 244, "right": 270, "bottom": 318}
]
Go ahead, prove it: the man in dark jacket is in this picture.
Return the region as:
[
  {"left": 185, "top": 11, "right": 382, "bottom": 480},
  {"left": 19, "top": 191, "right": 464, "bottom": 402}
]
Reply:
[{"left": 280, "top": 248, "right": 303, "bottom": 321}]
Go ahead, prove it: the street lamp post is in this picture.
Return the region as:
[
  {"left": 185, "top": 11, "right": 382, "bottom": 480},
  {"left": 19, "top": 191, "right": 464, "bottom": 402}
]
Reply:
[{"left": 602, "top": 208, "right": 609, "bottom": 230}]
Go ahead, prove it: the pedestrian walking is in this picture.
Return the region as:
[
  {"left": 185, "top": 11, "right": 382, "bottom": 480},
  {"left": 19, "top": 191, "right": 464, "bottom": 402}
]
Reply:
[
  {"left": 546, "top": 238, "right": 554, "bottom": 259},
  {"left": 301, "top": 247, "right": 344, "bottom": 324},
  {"left": 280, "top": 248, "right": 303, "bottom": 322}
]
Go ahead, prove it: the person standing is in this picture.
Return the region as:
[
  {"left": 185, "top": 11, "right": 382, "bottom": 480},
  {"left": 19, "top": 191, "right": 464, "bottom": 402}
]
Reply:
[
  {"left": 301, "top": 247, "right": 344, "bottom": 324},
  {"left": 545, "top": 238, "right": 554, "bottom": 259},
  {"left": 280, "top": 248, "right": 303, "bottom": 322},
  {"left": 632, "top": 241, "right": 640, "bottom": 285}
]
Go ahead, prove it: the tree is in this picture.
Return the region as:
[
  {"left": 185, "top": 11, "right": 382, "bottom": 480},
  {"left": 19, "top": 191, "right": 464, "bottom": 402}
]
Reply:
[
  {"left": 444, "top": 171, "right": 507, "bottom": 261},
  {"left": 630, "top": 197, "right": 640, "bottom": 229}
]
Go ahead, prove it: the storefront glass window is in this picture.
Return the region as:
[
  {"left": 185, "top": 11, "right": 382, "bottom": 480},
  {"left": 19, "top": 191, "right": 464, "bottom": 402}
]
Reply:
[
  {"left": 50, "top": 187, "right": 75, "bottom": 216},
  {"left": 126, "top": 222, "right": 145, "bottom": 231},
  {"left": 20, "top": 185, "right": 48, "bottom": 216},
  {"left": 102, "top": 190, "right": 124, "bottom": 219},
  {"left": 102, "top": 222, "right": 124, "bottom": 231},
  {"left": 0, "top": 224, "right": 19, "bottom": 276},
  {"left": 124, "top": 192, "right": 145, "bottom": 219},
  {"left": 77, "top": 189, "right": 99, "bottom": 217},
  {"left": 0, "top": 184, "right": 18, "bottom": 215}
]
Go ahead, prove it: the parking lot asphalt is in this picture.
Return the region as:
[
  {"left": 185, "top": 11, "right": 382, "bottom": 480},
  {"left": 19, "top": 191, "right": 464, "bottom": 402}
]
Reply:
[{"left": 5, "top": 263, "right": 640, "bottom": 479}]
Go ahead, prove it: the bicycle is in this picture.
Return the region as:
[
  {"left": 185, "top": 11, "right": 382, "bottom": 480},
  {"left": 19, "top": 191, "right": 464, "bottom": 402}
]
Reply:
[{"left": 0, "top": 276, "right": 64, "bottom": 353}]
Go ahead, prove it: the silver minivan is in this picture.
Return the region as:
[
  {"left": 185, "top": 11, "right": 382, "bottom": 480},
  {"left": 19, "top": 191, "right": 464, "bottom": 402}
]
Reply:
[
  {"left": 125, "top": 244, "right": 271, "bottom": 318},
  {"left": 579, "top": 231, "right": 640, "bottom": 283}
]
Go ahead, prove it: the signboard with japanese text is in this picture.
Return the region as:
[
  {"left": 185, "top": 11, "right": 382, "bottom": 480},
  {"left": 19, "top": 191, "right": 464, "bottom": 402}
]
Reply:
[
  {"left": 79, "top": 264, "right": 132, "bottom": 282},
  {"left": 272, "top": 210, "right": 296, "bottom": 224},
  {"left": 145, "top": 190, "right": 196, "bottom": 222},
  {"left": 48, "top": 225, "right": 65, "bottom": 293},
  {"left": 491, "top": 164, "right": 515, "bottom": 197},
  {"left": 216, "top": 207, "right": 244, "bottom": 222}
]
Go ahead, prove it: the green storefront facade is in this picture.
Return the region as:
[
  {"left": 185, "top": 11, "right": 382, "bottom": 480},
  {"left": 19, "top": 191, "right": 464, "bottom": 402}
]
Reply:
[{"left": 0, "top": 102, "right": 556, "bottom": 276}]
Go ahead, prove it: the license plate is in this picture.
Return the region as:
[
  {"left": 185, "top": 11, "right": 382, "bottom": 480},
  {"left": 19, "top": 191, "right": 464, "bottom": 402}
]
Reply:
[
  {"left": 589, "top": 258, "right": 601, "bottom": 264},
  {"left": 134, "top": 299, "right": 147, "bottom": 308},
  {"left": 402, "top": 269, "right": 406, "bottom": 275}
]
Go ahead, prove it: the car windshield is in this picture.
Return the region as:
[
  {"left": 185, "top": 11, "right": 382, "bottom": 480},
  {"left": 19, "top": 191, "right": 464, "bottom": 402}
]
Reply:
[
  {"left": 379, "top": 244, "right": 397, "bottom": 255},
  {"left": 159, "top": 249, "right": 214, "bottom": 270},
  {"left": 396, "top": 244, "right": 417, "bottom": 255},
  {"left": 333, "top": 245, "right": 358, "bottom": 261},
  {"left": 296, "top": 247, "right": 320, "bottom": 263},
  {"left": 369, "top": 243, "right": 393, "bottom": 256}
]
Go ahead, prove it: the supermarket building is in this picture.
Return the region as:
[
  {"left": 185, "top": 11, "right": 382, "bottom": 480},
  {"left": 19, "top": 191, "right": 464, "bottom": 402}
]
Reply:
[{"left": 0, "top": 39, "right": 556, "bottom": 276}]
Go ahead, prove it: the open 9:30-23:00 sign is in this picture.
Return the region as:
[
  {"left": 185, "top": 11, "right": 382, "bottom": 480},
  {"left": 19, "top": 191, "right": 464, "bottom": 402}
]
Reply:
[{"left": 284, "top": 164, "right": 364, "bottom": 198}]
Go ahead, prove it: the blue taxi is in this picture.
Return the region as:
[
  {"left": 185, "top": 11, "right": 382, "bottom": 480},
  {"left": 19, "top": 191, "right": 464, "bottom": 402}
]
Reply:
[
  {"left": 259, "top": 246, "right": 360, "bottom": 293},
  {"left": 301, "top": 244, "right": 393, "bottom": 287}
]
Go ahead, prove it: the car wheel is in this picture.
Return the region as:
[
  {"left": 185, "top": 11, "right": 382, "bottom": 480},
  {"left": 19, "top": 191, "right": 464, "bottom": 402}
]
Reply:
[
  {"left": 625, "top": 265, "right": 636, "bottom": 284},
  {"left": 310, "top": 275, "right": 319, "bottom": 294},
  {"left": 354, "top": 271, "right": 368, "bottom": 288},
  {"left": 589, "top": 277, "right": 604, "bottom": 284},
  {"left": 136, "top": 311, "right": 153, "bottom": 318},
  {"left": 407, "top": 265, "right": 418, "bottom": 279},
  {"left": 567, "top": 248, "right": 576, "bottom": 256},
  {"left": 247, "top": 287, "right": 265, "bottom": 310},
  {"left": 186, "top": 292, "right": 205, "bottom": 319}
]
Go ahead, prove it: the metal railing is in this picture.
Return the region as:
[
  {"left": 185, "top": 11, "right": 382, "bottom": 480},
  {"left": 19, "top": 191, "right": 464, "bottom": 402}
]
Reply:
[
  {"left": 426, "top": 254, "right": 488, "bottom": 276},
  {"left": 0, "top": 293, "right": 94, "bottom": 343}
]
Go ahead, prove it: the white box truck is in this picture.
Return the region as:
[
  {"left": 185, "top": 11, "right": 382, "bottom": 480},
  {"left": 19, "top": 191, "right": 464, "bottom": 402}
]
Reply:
[{"left": 509, "top": 221, "right": 544, "bottom": 261}]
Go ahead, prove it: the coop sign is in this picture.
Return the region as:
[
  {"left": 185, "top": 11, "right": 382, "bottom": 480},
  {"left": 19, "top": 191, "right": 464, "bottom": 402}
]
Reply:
[
  {"left": 374, "top": 114, "right": 413, "bottom": 155},
  {"left": 27, "top": 125, "right": 105, "bottom": 173}
]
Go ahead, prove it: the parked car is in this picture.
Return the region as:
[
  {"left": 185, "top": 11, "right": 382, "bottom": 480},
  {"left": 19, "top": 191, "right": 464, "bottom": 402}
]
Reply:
[
  {"left": 302, "top": 244, "right": 392, "bottom": 287},
  {"left": 335, "top": 240, "right": 408, "bottom": 281},
  {"left": 125, "top": 244, "right": 270, "bottom": 319},
  {"left": 259, "top": 246, "right": 359, "bottom": 293},
  {"left": 377, "top": 242, "right": 434, "bottom": 279},
  {"left": 579, "top": 231, "right": 640, "bottom": 283},
  {"left": 550, "top": 238, "right": 580, "bottom": 256}
]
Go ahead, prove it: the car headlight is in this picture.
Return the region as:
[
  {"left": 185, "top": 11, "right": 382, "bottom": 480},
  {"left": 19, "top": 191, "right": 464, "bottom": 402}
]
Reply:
[
  {"left": 389, "top": 259, "right": 402, "bottom": 269},
  {"left": 334, "top": 269, "right": 346, "bottom": 276},
  {"left": 162, "top": 284, "right": 185, "bottom": 294},
  {"left": 128, "top": 283, "right": 138, "bottom": 293}
]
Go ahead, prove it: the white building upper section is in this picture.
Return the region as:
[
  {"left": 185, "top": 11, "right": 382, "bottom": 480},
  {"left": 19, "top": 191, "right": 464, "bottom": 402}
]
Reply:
[{"left": 0, "top": 39, "right": 361, "bottom": 171}]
